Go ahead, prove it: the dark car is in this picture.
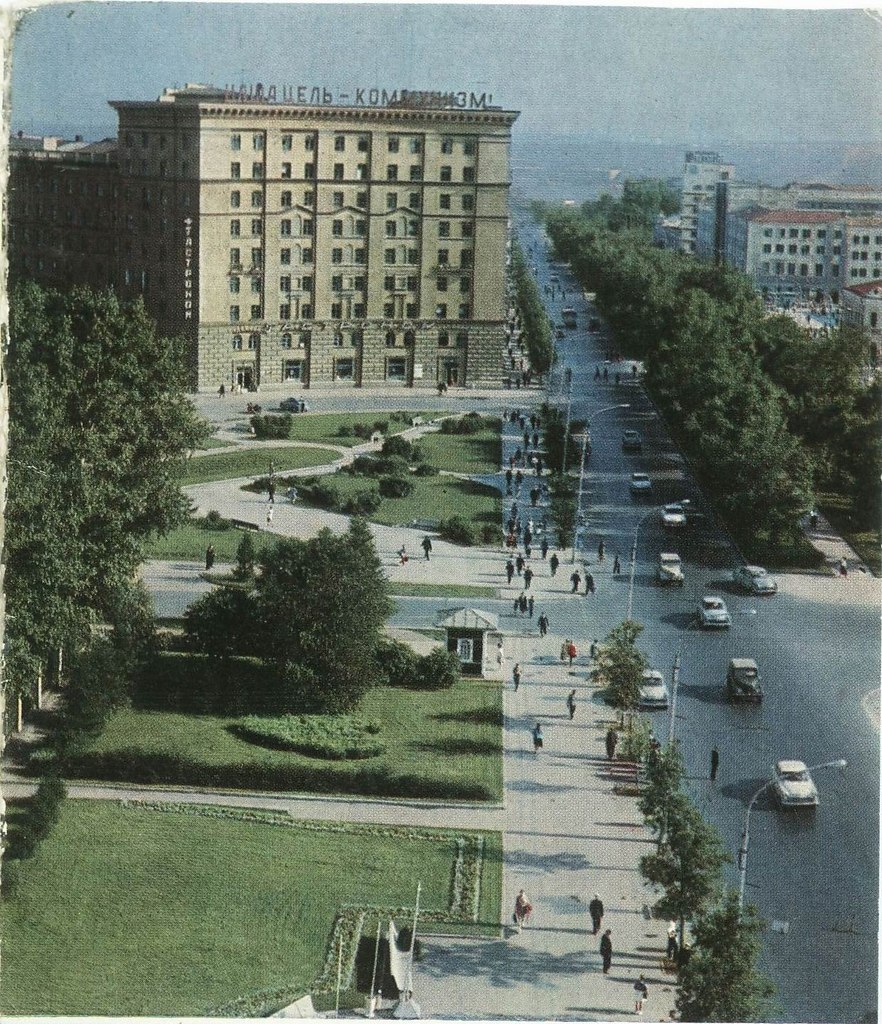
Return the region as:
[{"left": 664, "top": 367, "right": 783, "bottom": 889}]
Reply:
[
  {"left": 726, "top": 658, "right": 763, "bottom": 702},
  {"left": 622, "top": 429, "right": 643, "bottom": 452}
]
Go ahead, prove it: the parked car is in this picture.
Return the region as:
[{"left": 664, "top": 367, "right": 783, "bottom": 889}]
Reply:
[
  {"left": 772, "top": 760, "right": 819, "bottom": 808},
  {"left": 657, "top": 552, "right": 684, "bottom": 585},
  {"left": 639, "top": 669, "right": 670, "bottom": 709},
  {"left": 588, "top": 317, "right": 601, "bottom": 333},
  {"left": 733, "top": 564, "right": 778, "bottom": 595},
  {"left": 726, "top": 658, "right": 763, "bottom": 702},
  {"left": 661, "top": 503, "right": 687, "bottom": 528},
  {"left": 622, "top": 429, "right": 643, "bottom": 452},
  {"left": 279, "top": 396, "right": 309, "bottom": 413},
  {"left": 697, "top": 596, "right": 731, "bottom": 629},
  {"left": 630, "top": 472, "right": 653, "bottom": 496}
]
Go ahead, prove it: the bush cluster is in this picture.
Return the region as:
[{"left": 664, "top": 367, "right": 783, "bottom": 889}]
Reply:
[
  {"left": 379, "top": 476, "right": 413, "bottom": 499},
  {"left": 236, "top": 714, "right": 386, "bottom": 760},
  {"left": 439, "top": 413, "right": 497, "bottom": 435},
  {"left": 250, "top": 414, "right": 293, "bottom": 440},
  {"left": 376, "top": 639, "right": 461, "bottom": 690},
  {"left": 10, "top": 773, "right": 67, "bottom": 863},
  {"left": 295, "top": 477, "right": 381, "bottom": 516},
  {"left": 438, "top": 515, "right": 477, "bottom": 546}
]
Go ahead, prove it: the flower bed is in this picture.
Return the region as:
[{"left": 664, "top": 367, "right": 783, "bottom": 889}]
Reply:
[{"left": 235, "top": 714, "right": 386, "bottom": 760}]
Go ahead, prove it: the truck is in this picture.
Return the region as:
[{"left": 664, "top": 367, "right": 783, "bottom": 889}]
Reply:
[{"left": 562, "top": 308, "right": 578, "bottom": 329}]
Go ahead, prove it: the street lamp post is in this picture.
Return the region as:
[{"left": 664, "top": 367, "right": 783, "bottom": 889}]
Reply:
[
  {"left": 737, "top": 758, "right": 847, "bottom": 912},
  {"left": 667, "top": 648, "right": 681, "bottom": 745},
  {"left": 571, "top": 403, "right": 630, "bottom": 563}
]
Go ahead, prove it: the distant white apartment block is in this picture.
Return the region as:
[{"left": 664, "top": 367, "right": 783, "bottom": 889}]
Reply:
[{"left": 678, "top": 151, "right": 734, "bottom": 254}]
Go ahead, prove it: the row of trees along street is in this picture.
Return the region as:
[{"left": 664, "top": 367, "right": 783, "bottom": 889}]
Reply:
[
  {"left": 510, "top": 241, "right": 554, "bottom": 373},
  {"left": 593, "top": 619, "right": 775, "bottom": 1022},
  {"left": 538, "top": 200, "right": 881, "bottom": 568}
]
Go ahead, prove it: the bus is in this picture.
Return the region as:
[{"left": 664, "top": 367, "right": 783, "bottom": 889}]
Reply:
[{"left": 562, "top": 308, "right": 578, "bottom": 329}]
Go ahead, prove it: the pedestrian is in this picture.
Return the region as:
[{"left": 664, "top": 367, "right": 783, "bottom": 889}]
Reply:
[
  {"left": 205, "top": 544, "right": 216, "bottom": 571},
  {"left": 602, "top": 366, "right": 609, "bottom": 382},
  {"left": 585, "top": 572, "right": 595, "bottom": 595},
  {"left": 588, "top": 893, "right": 604, "bottom": 935},
  {"left": 570, "top": 570, "right": 582, "bottom": 593},
  {"left": 506, "top": 468, "right": 513, "bottom": 494},
  {"left": 496, "top": 640, "right": 506, "bottom": 668},
  {"left": 506, "top": 559, "right": 515, "bottom": 585},
  {"left": 265, "top": 506, "right": 274, "bottom": 527},
  {"left": 711, "top": 745, "right": 720, "bottom": 782},
  {"left": 594, "top": 365, "right": 601, "bottom": 381},
  {"left": 398, "top": 544, "right": 408, "bottom": 564},
  {"left": 590, "top": 639, "right": 599, "bottom": 660},
  {"left": 541, "top": 538, "right": 549, "bottom": 559},
  {"left": 597, "top": 539, "right": 605, "bottom": 563},
  {"left": 538, "top": 612, "right": 549, "bottom": 637},
  {"left": 839, "top": 557, "right": 848, "bottom": 577},
  {"left": 523, "top": 528, "right": 533, "bottom": 548},
  {"left": 515, "top": 553, "right": 525, "bottom": 575},
  {"left": 513, "top": 597, "right": 521, "bottom": 617},
  {"left": 666, "top": 921, "right": 678, "bottom": 962},
  {"left": 514, "top": 889, "right": 533, "bottom": 932},
  {"left": 524, "top": 543, "right": 532, "bottom": 559},
  {"left": 267, "top": 480, "right": 276, "bottom": 504},
  {"left": 512, "top": 663, "right": 521, "bottom": 691},
  {"left": 515, "top": 470, "right": 524, "bottom": 491},
  {"left": 550, "top": 552, "right": 560, "bottom": 576},
  {"left": 600, "top": 929, "right": 613, "bottom": 974},
  {"left": 519, "top": 415, "right": 526, "bottom": 431},
  {"left": 560, "top": 640, "right": 569, "bottom": 663},
  {"left": 509, "top": 454, "right": 515, "bottom": 470},
  {"left": 528, "top": 595, "right": 535, "bottom": 617},
  {"left": 532, "top": 431, "right": 539, "bottom": 448},
  {"left": 536, "top": 457, "right": 543, "bottom": 476},
  {"left": 219, "top": 383, "right": 226, "bottom": 397},
  {"left": 422, "top": 536, "right": 433, "bottom": 561},
  {"left": 634, "top": 975, "right": 648, "bottom": 1015},
  {"left": 605, "top": 727, "right": 618, "bottom": 761},
  {"left": 523, "top": 430, "right": 530, "bottom": 449},
  {"left": 567, "top": 640, "right": 577, "bottom": 666},
  {"left": 632, "top": 363, "right": 638, "bottom": 377},
  {"left": 809, "top": 509, "right": 818, "bottom": 531},
  {"left": 519, "top": 593, "right": 528, "bottom": 616},
  {"left": 532, "top": 722, "right": 543, "bottom": 753},
  {"left": 524, "top": 567, "right": 534, "bottom": 590},
  {"left": 566, "top": 688, "right": 576, "bottom": 720},
  {"left": 612, "top": 554, "right": 621, "bottom": 576}
]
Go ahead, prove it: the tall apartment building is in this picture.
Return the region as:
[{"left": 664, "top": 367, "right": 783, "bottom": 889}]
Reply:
[
  {"left": 8, "top": 84, "right": 519, "bottom": 391},
  {"left": 678, "top": 151, "right": 734, "bottom": 254}
]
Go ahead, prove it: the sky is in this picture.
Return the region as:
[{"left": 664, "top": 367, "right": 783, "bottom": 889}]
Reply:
[{"left": 8, "top": 3, "right": 882, "bottom": 144}]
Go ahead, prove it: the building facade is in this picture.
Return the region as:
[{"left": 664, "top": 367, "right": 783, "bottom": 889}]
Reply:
[
  {"left": 842, "top": 280, "right": 882, "bottom": 361},
  {"left": 678, "top": 151, "right": 734, "bottom": 254},
  {"left": 8, "top": 85, "right": 519, "bottom": 391}
]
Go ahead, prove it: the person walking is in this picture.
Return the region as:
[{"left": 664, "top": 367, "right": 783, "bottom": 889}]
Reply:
[
  {"left": 514, "top": 889, "right": 533, "bottom": 932},
  {"left": 585, "top": 572, "right": 596, "bottom": 596},
  {"left": 541, "top": 538, "right": 549, "bottom": 559},
  {"left": 588, "top": 893, "right": 604, "bottom": 935},
  {"left": 515, "top": 470, "right": 524, "bottom": 491},
  {"left": 523, "top": 567, "right": 534, "bottom": 590},
  {"left": 506, "top": 559, "right": 515, "bottom": 585},
  {"left": 594, "top": 365, "right": 601, "bottom": 381},
  {"left": 839, "top": 557, "right": 848, "bottom": 577},
  {"left": 205, "top": 544, "right": 216, "bottom": 571},
  {"left": 666, "top": 921, "right": 678, "bottom": 962},
  {"left": 590, "top": 640, "right": 599, "bottom": 660},
  {"left": 550, "top": 552, "right": 560, "bottom": 577},
  {"left": 597, "top": 539, "right": 605, "bottom": 563},
  {"left": 506, "top": 468, "right": 513, "bottom": 495},
  {"left": 602, "top": 366, "right": 609, "bottom": 382},
  {"left": 523, "top": 528, "right": 533, "bottom": 548},
  {"left": 570, "top": 570, "right": 582, "bottom": 593},
  {"left": 634, "top": 975, "right": 648, "bottom": 1014},
  {"left": 538, "top": 612, "right": 549, "bottom": 637},
  {"left": 519, "top": 593, "right": 528, "bottom": 616},
  {"left": 267, "top": 480, "right": 276, "bottom": 504},
  {"left": 532, "top": 722, "right": 544, "bottom": 753},
  {"left": 527, "top": 595, "right": 535, "bottom": 618},
  {"left": 265, "top": 506, "right": 274, "bottom": 527},
  {"left": 497, "top": 640, "right": 506, "bottom": 668},
  {"left": 600, "top": 929, "right": 613, "bottom": 974},
  {"left": 612, "top": 554, "right": 621, "bottom": 576},
  {"left": 566, "top": 689, "right": 577, "bottom": 720},
  {"left": 605, "top": 727, "right": 618, "bottom": 761},
  {"left": 710, "top": 745, "right": 720, "bottom": 782},
  {"left": 536, "top": 456, "right": 543, "bottom": 476},
  {"left": 512, "top": 663, "right": 521, "bottom": 691},
  {"left": 560, "top": 640, "right": 569, "bottom": 663},
  {"left": 515, "top": 553, "right": 525, "bottom": 576},
  {"left": 567, "top": 640, "right": 577, "bottom": 666},
  {"left": 422, "top": 536, "right": 433, "bottom": 561}
]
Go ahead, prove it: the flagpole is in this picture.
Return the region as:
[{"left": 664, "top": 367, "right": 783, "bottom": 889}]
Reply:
[
  {"left": 406, "top": 882, "right": 422, "bottom": 995},
  {"left": 368, "top": 918, "right": 382, "bottom": 1018}
]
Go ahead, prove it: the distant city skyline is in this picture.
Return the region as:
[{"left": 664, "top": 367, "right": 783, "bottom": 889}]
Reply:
[{"left": 10, "top": 4, "right": 882, "bottom": 145}]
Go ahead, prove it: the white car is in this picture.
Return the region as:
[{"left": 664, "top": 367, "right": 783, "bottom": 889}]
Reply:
[
  {"left": 639, "top": 669, "right": 670, "bottom": 709},
  {"left": 733, "top": 564, "right": 778, "bottom": 595},
  {"left": 630, "top": 472, "right": 653, "bottom": 496},
  {"left": 657, "top": 552, "right": 684, "bottom": 585},
  {"left": 698, "top": 596, "right": 731, "bottom": 629},
  {"left": 772, "top": 760, "right": 819, "bottom": 808},
  {"left": 661, "top": 503, "right": 687, "bottom": 528}
]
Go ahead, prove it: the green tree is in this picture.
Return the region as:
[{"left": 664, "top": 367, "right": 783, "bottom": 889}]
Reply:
[
  {"left": 511, "top": 242, "right": 554, "bottom": 373},
  {"left": 5, "top": 283, "right": 207, "bottom": 709},
  {"left": 233, "top": 531, "right": 257, "bottom": 581},
  {"left": 638, "top": 741, "right": 685, "bottom": 847},
  {"left": 548, "top": 474, "right": 577, "bottom": 549},
  {"left": 677, "top": 891, "right": 775, "bottom": 1022},
  {"left": 595, "top": 620, "right": 646, "bottom": 714},
  {"left": 640, "top": 794, "right": 730, "bottom": 948},
  {"left": 184, "top": 586, "right": 258, "bottom": 661},
  {"left": 255, "top": 518, "right": 392, "bottom": 713}
]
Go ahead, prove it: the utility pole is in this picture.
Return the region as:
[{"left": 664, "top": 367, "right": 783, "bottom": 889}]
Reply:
[{"left": 668, "top": 648, "right": 681, "bottom": 745}]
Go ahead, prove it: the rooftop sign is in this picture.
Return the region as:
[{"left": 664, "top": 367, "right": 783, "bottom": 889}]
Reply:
[{"left": 222, "top": 83, "right": 499, "bottom": 110}]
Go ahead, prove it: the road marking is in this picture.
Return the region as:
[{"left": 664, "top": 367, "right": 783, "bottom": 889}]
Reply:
[{"left": 862, "top": 689, "right": 880, "bottom": 731}]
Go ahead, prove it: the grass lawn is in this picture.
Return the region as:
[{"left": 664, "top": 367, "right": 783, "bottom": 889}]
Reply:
[
  {"left": 142, "top": 517, "right": 281, "bottom": 561},
  {"left": 1, "top": 801, "right": 500, "bottom": 1015},
  {"left": 196, "top": 437, "right": 234, "bottom": 450},
  {"left": 418, "top": 427, "right": 501, "bottom": 475},
  {"left": 179, "top": 446, "right": 338, "bottom": 485},
  {"left": 284, "top": 411, "right": 432, "bottom": 447},
  {"left": 818, "top": 491, "right": 881, "bottom": 575},
  {"left": 61, "top": 659, "right": 503, "bottom": 802},
  {"left": 387, "top": 583, "right": 497, "bottom": 598}
]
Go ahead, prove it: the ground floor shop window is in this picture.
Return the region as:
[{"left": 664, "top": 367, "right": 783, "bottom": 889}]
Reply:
[
  {"left": 283, "top": 360, "right": 303, "bottom": 381},
  {"left": 386, "top": 357, "right": 407, "bottom": 381},
  {"left": 334, "top": 357, "right": 355, "bottom": 381}
]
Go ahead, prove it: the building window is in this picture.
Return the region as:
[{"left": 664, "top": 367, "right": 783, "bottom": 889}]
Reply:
[
  {"left": 463, "top": 139, "right": 476, "bottom": 156},
  {"left": 355, "top": 220, "right": 366, "bottom": 237},
  {"left": 762, "top": 244, "right": 772, "bottom": 254},
  {"left": 460, "top": 277, "right": 470, "bottom": 293},
  {"left": 251, "top": 277, "right": 262, "bottom": 294},
  {"left": 387, "top": 357, "right": 407, "bottom": 381},
  {"left": 387, "top": 165, "right": 399, "bottom": 181},
  {"left": 385, "top": 248, "right": 396, "bottom": 265},
  {"left": 458, "top": 303, "right": 471, "bottom": 319},
  {"left": 460, "top": 250, "right": 473, "bottom": 268},
  {"left": 231, "top": 162, "right": 241, "bottom": 179},
  {"left": 438, "top": 330, "right": 450, "bottom": 347},
  {"left": 354, "top": 249, "right": 366, "bottom": 264},
  {"left": 384, "top": 302, "right": 395, "bottom": 317},
  {"left": 281, "top": 162, "right": 292, "bottom": 179},
  {"left": 251, "top": 190, "right": 262, "bottom": 208},
  {"left": 385, "top": 275, "right": 395, "bottom": 290},
  {"left": 438, "top": 222, "right": 450, "bottom": 239},
  {"left": 409, "top": 166, "right": 422, "bottom": 181},
  {"left": 232, "top": 333, "right": 243, "bottom": 348},
  {"left": 304, "top": 190, "right": 314, "bottom": 204},
  {"left": 440, "top": 165, "right": 452, "bottom": 182},
  {"left": 386, "top": 220, "right": 397, "bottom": 238},
  {"left": 406, "top": 304, "right": 418, "bottom": 319},
  {"left": 281, "top": 332, "right": 293, "bottom": 349},
  {"left": 436, "top": 303, "right": 447, "bottom": 318},
  {"left": 230, "top": 190, "right": 241, "bottom": 208},
  {"left": 252, "top": 219, "right": 263, "bottom": 236},
  {"left": 440, "top": 194, "right": 451, "bottom": 210},
  {"left": 333, "top": 219, "right": 343, "bottom": 237},
  {"left": 282, "top": 134, "right": 293, "bottom": 151},
  {"left": 247, "top": 332, "right": 259, "bottom": 349},
  {"left": 385, "top": 330, "right": 397, "bottom": 347},
  {"left": 409, "top": 193, "right": 421, "bottom": 210},
  {"left": 250, "top": 305, "right": 262, "bottom": 321},
  {"left": 461, "top": 222, "right": 473, "bottom": 238},
  {"left": 304, "top": 163, "right": 315, "bottom": 178},
  {"left": 230, "top": 277, "right": 240, "bottom": 293},
  {"left": 388, "top": 136, "right": 400, "bottom": 153},
  {"left": 441, "top": 138, "right": 453, "bottom": 154},
  {"left": 438, "top": 249, "right": 449, "bottom": 265},
  {"left": 332, "top": 248, "right": 343, "bottom": 264},
  {"left": 280, "top": 248, "right": 291, "bottom": 265},
  {"left": 302, "top": 275, "right": 313, "bottom": 290},
  {"left": 252, "top": 163, "right": 264, "bottom": 179},
  {"left": 280, "top": 275, "right": 291, "bottom": 292},
  {"left": 333, "top": 330, "right": 344, "bottom": 347},
  {"left": 281, "top": 190, "right": 292, "bottom": 208},
  {"left": 305, "top": 136, "right": 315, "bottom": 151},
  {"left": 356, "top": 191, "right": 368, "bottom": 208},
  {"left": 357, "top": 137, "right": 369, "bottom": 152},
  {"left": 230, "top": 219, "right": 241, "bottom": 237},
  {"left": 437, "top": 276, "right": 448, "bottom": 292},
  {"left": 335, "top": 135, "right": 346, "bottom": 152},
  {"left": 279, "top": 303, "right": 290, "bottom": 320},
  {"left": 230, "top": 247, "right": 241, "bottom": 266},
  {"left": 334, "top": 163, "right": 345, "bottom": 181},
  {"left": 332, "top": 275, "right": 343, "bottom": 292},
  {"left": 333, "top": 191, "right": 344, "bottom": 209},
  {"left": 456, "top": 330, "right": 468, "bottom": 347},
  {"left": 281, "top": 219, "right": 292, "bottom": 236},
  {"left": 334, "top": 358, "right": 354, "bottom": 380},
  {"left": 387, "top": 192, "right": 398, "bottom": 210},
  {"left": 302, "top": 248, "right": 313, "bottom": 264},
  {"left": 331, "top": 302, "right": 342, "bottom": 318},
  {"left": 463, "top": 167, "right": 475, "bottom": 183},
  {"left": 230, "top": 307, "right": 241, "bottom": 324}
]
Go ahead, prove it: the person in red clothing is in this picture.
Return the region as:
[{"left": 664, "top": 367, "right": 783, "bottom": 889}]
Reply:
[
  {"left": 514, "top": 889, "right": 533, "bottom": 932},
  {"left": 567, "top": 640, "right": 577, "bottom": 666}
]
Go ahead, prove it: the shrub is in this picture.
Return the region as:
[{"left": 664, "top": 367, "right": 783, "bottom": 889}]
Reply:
[
  {"left": 415, "top": 647, "right": 461, "bottom": 690},
  {"left": 205, "top": 510, "right": 226, "bottom": 528},
  {"left": 379, "top": 475, "right": 414, "bottom": 499},
  {"left": 235, "top": 714, "right": 386, "bottom": 760},
  {"left": 440, "top": 413, "right": 486, "bottom": 435},
  {"left": 348, "top": 454, "right": 410, "bottom": 478},
  {"left": 376, "top": 637, "right": 420, "bottom": 688},
  {"left": 233, "top": 532, "right": 257, "bottom": 580},
  {"left": 480, "top": 524, "right": 498, "bottom": 545},
  {"left": 251, "top": 414, "right": 293, "bottom": 440},
  {"left": 414, "top": 462, "right": 440, "bottom": 477},
  {"left": 438, "top": 516, "right": 477, "bottom": 546},
  {"left": 335, "top": 424, "right": 354, "bottom": 437},
  {"left": 343, "top": 489, "right": 382, "bottom": 516},
  {"left": 301, "top": 479, "right": 341, "bottom": 510},
  {"left": 352, "top": 423, "right": 374, "bottom": 439},
  {"left": 382, "top": 434, "right": 421, "bottom": 462}
]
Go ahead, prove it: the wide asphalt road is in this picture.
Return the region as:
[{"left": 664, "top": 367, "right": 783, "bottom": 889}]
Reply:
[{"left": 515, "top": 212, "right": 879, "bottom": 1024}]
